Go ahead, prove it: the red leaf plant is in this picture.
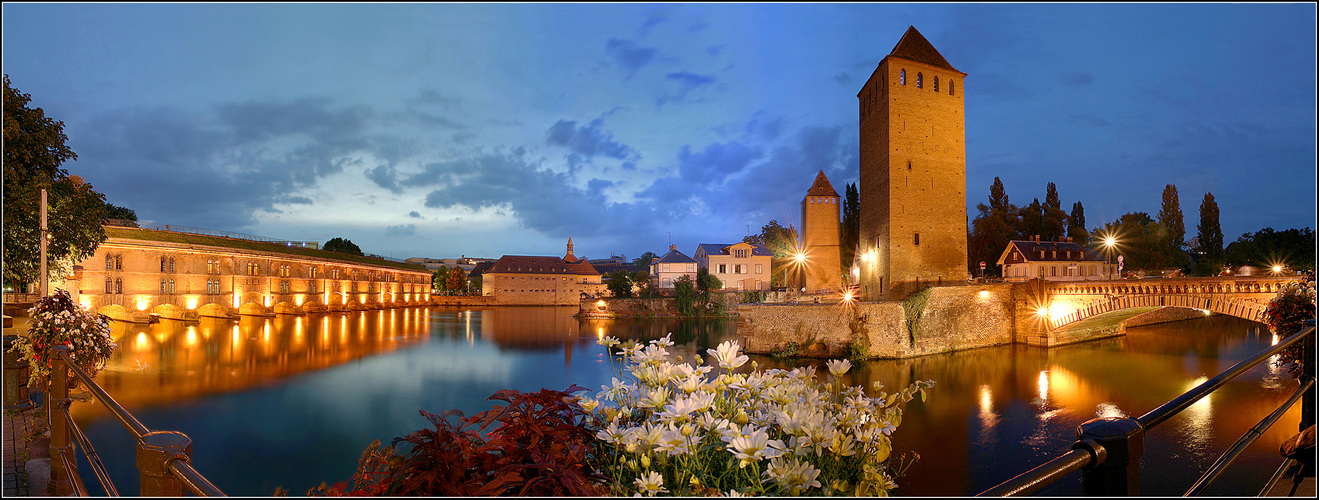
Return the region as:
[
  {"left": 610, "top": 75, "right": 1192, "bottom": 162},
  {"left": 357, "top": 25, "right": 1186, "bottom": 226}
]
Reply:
[{"left": 300, "top": 385, "right": 608, "bottom": 496}]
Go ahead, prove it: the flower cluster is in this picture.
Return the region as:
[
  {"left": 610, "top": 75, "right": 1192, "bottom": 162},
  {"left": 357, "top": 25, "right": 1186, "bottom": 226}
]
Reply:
[
  {"left": 1263, "top": 281, "right": 1316, "bottom": 371},
  {"left": 583, "top": 334, "right": 934, "bottom": 496},
  {"left": 7, "top": 289, "right": 116, "bottom": 386}
]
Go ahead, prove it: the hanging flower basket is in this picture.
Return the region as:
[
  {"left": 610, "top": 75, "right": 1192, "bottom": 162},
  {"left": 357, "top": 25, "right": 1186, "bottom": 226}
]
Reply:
[
  {"left": 5, "top": 289, "right": 117, "bottom": 388},
  {"left": 1263, "top": 281, "right": 1316, "bottom": 373}
]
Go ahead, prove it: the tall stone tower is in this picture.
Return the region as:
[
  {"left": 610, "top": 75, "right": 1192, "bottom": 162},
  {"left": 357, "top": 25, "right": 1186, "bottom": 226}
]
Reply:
[
  {"left": 800, "top": 170, "right": 842, "bottom": 293},
  {"left": 857, "top": 26, "right": 969, "bottom": 299}
]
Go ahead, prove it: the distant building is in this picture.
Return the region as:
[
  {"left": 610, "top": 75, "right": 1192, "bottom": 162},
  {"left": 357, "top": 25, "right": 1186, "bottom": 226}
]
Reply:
[
  {"left": 651, "top": 245, "right": 697, "bottom": 289},
  {"left": 694, "top": 242, "right": 772, "bottom": 291},
  {"left": 799, "top": 170, "right": 843, "bottom": 293},
  {"left": 480, "top": 238, "right": 606, "bottom": 305},
  {"left": 996, "top": 236, "right": 1115, "bottom": 282},
  {"left": 405, "top": 256, "right": 494, "bottom": 273}
]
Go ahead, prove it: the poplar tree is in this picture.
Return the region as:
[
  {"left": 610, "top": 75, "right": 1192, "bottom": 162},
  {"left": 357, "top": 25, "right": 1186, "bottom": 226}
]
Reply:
[
  {"left": 1042, "top": 182, "right": 1067, "bottom": 241},
  {"left": 1068, "top": 201, "right": 1088, "bottom": 246},
  {"left": 1157, "top": 184, "right": 1187, "bottom": 269},
  {"left": 969, "top": 177, "right": 1020, "bottom": 277},
  {"left": 1195, "top": 192, "right": 1224, "bottom": 275},
  {"left": 840, "top": 183, "right": 860, "bottom": 274}
]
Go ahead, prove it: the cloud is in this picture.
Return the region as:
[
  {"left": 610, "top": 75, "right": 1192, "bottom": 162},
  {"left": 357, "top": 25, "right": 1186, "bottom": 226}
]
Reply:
[
  {"left": 667, "top": 71, "right": 716, "bottom": 93},
  {"left": 287, "top": 196, "right": 314, "bottom": 205},
  {"left": 384, "top": 224, "right": 416, "bottom": 236},
  {"left": 605, "top": 38, "right": 657, "bottom": 77},
  {"left": 677, "top": 141, "right": 764, "bottom": 185},
  {"left": 408, "top": 211, "right": 421, "bottom": 218},
  {"left": 1059, "top": 72, "right": 1095, "bottom": 87},
  {"left": 834, "top": 72, "right": 850, "bottom": 85},
  {"left": 545, "top": 119, "right": 637, "bottom": 160},
  {"left": 365, "top": 164, "right": 403, "bottom": 193}
]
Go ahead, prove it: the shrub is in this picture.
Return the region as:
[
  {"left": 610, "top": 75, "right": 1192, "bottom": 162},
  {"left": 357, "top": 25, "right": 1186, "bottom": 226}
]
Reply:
[{"left": 583, "top": 335, "right": 935, "bottom": 496}]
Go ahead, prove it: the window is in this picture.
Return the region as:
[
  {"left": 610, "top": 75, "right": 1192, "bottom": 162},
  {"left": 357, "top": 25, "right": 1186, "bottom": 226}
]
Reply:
[
  {"left": 309, "top": 266, "right": 317, "bottom": 279},
  {"left": 900, "top": 69, "right": 906, "bottom": 85},
  {"left": 950, "top": 80, "right": 955, "bottom": 96},
  {"left": 168, "top": 257, "right": 175, "bottom": 273},
  {"left": 105, "top": 277, "right": 113, "bottom": 294},
  {"left": 160, "top": 279, "right": 167, "bottom": 294},
  {"left": 115, "top": 255, "right": 122, "bottom": 270},
  {"left": 106, "top": 254, "right": 114, "bottom": 270},
  {"left": 735, "top": 264, "right": 746, "bottom": 274},
  {"left": 932, "top": 76, "right": 938, "bottom": 92},
  {"left": 168, "top": 280, "right": 175, "bottom": 294},
  {"left": 756, "top": 264, "right": 763, "bottom": 274},
  {"left": 916, "top": 73, "right": 922, "bottom": 88},
  {"left": 115, "top": 278, "right": 122, "bottom": 294},
  {"left": 161, "top": 256, "right": 168, "bottom": 272},
  {"left": 1051, "top": 266, "right": 1057, "bottom": 277},
  {"left": 914, "top": 233, "right": 920, "bottom": 246},
  {"left": 1038, "top": 267, "right": 1046, "bottom": 278},
  {"left": 718, "top": 264, "right": 726, "bottom": 274}
]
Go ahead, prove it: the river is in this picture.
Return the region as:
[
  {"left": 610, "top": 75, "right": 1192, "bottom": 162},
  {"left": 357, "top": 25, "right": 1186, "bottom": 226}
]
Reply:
[{"left": 66, "top": 306, "right": 1302, "bottom": 496}]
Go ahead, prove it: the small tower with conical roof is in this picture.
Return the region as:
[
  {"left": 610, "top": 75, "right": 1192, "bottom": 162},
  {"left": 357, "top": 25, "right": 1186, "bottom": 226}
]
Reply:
[
  {"left": 564, "top": 236, "right": 579, "bottom": 263},
  {"left": 800, "top": 170, "right": 842, "bottom": 293},
  {"left": 857, "top": 26, "right": 969, "bottom": 299}
]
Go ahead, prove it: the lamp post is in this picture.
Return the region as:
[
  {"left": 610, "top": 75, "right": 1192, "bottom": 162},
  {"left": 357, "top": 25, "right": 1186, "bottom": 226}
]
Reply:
[{"left": 1104, "top": 236, "right": 1116, "bottom": 281}]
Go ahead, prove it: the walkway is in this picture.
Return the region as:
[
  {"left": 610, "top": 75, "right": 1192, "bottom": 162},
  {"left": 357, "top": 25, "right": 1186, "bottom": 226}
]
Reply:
[{"left": 2, "top": 403, "right": 46, "bottom": 497}]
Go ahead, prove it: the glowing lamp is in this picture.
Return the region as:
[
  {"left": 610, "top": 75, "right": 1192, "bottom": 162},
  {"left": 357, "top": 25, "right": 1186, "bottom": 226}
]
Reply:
[
  {"left": 185, "top": 297, "right": 198, "bottom": 310},
  {"left": 978, "top": 290, "right": 990, "bottom": 299},
  {"left": 135, "top": 297, "right": 150, "bottom": 311}
]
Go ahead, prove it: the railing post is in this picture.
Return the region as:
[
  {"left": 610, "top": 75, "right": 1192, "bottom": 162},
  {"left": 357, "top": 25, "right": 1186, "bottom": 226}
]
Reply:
[
  {"left": 46, "top": 345, "right": 75, "bottom": 496},
  {"left": 137, "top": 431, "right": 193, "bottom": 496},
  {"left": 1302, "top": 319, "right": 1315, "bottom": 432},
  {"left": 1076, "top": 417, "right": 1144, "bottom": 495}
]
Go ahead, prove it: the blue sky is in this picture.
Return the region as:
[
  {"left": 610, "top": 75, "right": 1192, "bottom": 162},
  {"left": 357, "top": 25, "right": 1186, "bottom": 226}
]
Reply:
[{"left": 4, "top": 3, "right": 1315, "bottom": 262}]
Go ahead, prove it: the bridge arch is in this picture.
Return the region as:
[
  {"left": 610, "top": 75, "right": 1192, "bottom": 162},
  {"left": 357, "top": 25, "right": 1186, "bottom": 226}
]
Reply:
[{"left": 1045, "top": 293, "right": 1269, "bottom": 330}]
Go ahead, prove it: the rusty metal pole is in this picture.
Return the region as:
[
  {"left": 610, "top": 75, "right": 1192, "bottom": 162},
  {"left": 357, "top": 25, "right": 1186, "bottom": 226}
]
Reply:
[
  {"left": 1302, "top": 319, "right": 1315, "bottom": 432},
  {"left": 46, "top": 345, "right": 74, "bottom": 496},
  {"left": 1076, "top": 417, "right": 1144, "bottom": 495},
  {"left": 137, "top": 431, "right": 192, "bottom": 496}
]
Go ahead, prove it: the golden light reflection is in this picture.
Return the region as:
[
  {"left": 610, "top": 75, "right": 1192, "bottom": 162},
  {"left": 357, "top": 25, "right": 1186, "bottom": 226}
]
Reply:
[
  {"left": 978, "top": 290, "right": 990, "bottom": 300},
  {"left": 978, "top": 385, "right": 997, "bottom": 429},
  {"left": 233, "top": 293, "right": 241, "bottom": 308},
  {"left": 1094, "top": 402, "right": 1127, "bottom": 419},
  {"left": 1037, "top": 371, "right": 1049, "bottom": 403},
  {"left": 596, "top": 326, "right": 605, "bottom": 340},
  {"left": 185, "top": 328, "right": 198, "bottom": 349},
  {"left": 135, "top": 332, "right": 150, "bottom": 352},
  {"left": 81, "top": 297, "right": 93, "bottom": 310}
]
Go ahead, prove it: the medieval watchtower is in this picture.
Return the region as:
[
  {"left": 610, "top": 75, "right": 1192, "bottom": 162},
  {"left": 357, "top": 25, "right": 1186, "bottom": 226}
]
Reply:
[
  {"left": 800, "top": 170, "right": 842, "bottom": 293},
  {"left": 857, "top": 26, "right": 969, "bottom": 299}
]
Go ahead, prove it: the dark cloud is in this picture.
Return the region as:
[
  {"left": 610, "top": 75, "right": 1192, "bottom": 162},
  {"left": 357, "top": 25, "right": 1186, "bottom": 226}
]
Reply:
[
  {"left": 667, "top": 71, "right": 716, "bottom": 92},
  {"left": 745, "top": 114, "right": 785, "bottom": 141},
  {"left": 408, "top": 211, "right": 421, "bottom": 218},
  {"left": 605, "top": 38, "right": 657, "bottom": 77},
  {"left": 365, "top": 165, "right": 403, "bottom": 194},
  {"left": 287, "top": 197, "right": 314, "bottom": 205},
  {"left": 834, "top": 72, "right": 851, "bottom": 85},
  {"left": 384, "top": 224, "right": 416, "bottom": 236},
  {"left": 677, "top": 141, "right": 764, "bottom": 185},
  {"left": 545, "top": 119, "right": 637, "bottom": 160},
  {"left": 1059, "top": 72, "right": 1095, "bottom": 87}
]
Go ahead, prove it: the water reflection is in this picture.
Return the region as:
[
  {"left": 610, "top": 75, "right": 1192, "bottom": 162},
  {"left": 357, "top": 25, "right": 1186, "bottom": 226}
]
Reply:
[{"left": 68, "top": 310, "right": 1300, "bottom": 497}]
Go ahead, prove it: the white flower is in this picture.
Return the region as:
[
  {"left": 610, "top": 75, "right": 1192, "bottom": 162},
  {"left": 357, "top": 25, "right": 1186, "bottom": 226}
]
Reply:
[
  {"left": 597, "top": 336, "right": 621, "bottom": 348},
  {"left": 826, "top": 358, "right": 852, "bottom": 377},
  {"left": 633, "top": 471, "right": 668, "bottom": 496},
  {"left": 596, "top": 420, "right": 628, "bottom": 444},
  {"left": 655, "top": 424, "right": 695, "bottom": 456},
  {"left": 638, "top": 386, "right": 671, "bottom": 409},
  {"left": 652, "top": 333, "right": 675, "bottom": 348},
  {"left": 658, "top": 394, "right": 701, "bottom": 422},
  {"left": 725, "top": 425, "right": 787, "bottom": 468},
  {"left": 707, "top": 340, "right": 749, "bottom": 370}
]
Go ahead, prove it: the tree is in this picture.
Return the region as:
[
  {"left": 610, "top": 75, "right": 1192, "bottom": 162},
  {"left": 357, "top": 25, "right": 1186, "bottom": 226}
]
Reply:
[
  {"left": 1195, "top": 192, "right": 1224, "bottom": 275},
  {"left": 1018, "top": 198, "right": 1045, "bottom": 240},
  {"left": 1225, "top": 227, "right": 1316, "bottom": 273},
  {"left": 324, "top": 237, "right": 364, "bottom": 256},
  {"left": 630, "top": 270, "right": 659, "bottom": 298},
  {"left": 1067, "top": 201, "right": 1088, "bottom": 246},
  {"left": 1110, "top": 212, "right": 1171, "bottom": 272},
  {"left": 4, "top": 75, "right": 107, "bottom": 289},
  {"left": 673, "top": 275, "right": 699, "bottom": 316},
  {"left": 1157, "top": 184, "right": 1188, "bottom": 271},
  {"left": 967, "top": 177, "right": 1020, "bottom": 277},
  {"left": 696, "top": 266, "right": 722, "bottom": 293},
  {"left": 604, "top": 270, "right": 633, "bottom": 298},
  {"left": 446, "top": 267, "right": 467, "bottom": 294},
  {"left": 744, "top": 220, "right": 800, "bottom": 289},
  {"left": 840, "top": 182, "right": 861, "bottom": 274},
  {"left": 104, "top": 203, "right": 138, "bottom": 223},
  {"left": 633, "top": 252, "right": 659, "bottom": 272},
  {"left": 432, "top": 265, "right": 449, "bottom": 291},
  {"left": 1041, "top": 182, "right": 1067, "bottom": 241}
]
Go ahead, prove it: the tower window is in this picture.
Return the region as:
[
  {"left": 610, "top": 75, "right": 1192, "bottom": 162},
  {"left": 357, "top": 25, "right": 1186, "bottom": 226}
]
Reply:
[
  {"left": 916, "top": 73, "right": 922, "bottom": 88},
  {"left": 907, "top": 160, "right": 912, "bottom": 170},
  {"left": 932, "top": 76, "right": 938, "bottom": 92},
  {"left": 950, "top": 80, "right": 955, "bottom": 96},
  {"left": 914, "top": 233, "right": 920, "bottom": 246},
  {"left": 900, "top": 69, "right": 906, "bottom": 85}
]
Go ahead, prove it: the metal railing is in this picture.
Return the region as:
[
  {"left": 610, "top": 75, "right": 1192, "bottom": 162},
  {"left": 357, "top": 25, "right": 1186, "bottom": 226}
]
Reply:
[
  {"left": 45, "top": 345, "right": 225, "bottom": 496},
  {"left": 977, "top": 320, "right": 1315, "bottom": 496}
]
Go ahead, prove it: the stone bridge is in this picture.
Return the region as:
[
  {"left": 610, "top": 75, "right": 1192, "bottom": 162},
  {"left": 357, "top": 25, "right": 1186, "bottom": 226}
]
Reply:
[{"left": 1029, "top": 276, "right": 1304, "bottom": 331}]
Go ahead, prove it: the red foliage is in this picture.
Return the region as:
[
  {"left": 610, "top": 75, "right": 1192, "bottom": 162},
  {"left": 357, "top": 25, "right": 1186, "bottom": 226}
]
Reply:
[{"left": 306, "top": 385, "right": 607, "bottom": 496}]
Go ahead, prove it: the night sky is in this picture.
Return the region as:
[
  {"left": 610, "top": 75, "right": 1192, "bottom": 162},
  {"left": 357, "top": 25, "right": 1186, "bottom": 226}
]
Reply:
[{"left": 3, "top": 3, "right": 1315, "bottom": 261}]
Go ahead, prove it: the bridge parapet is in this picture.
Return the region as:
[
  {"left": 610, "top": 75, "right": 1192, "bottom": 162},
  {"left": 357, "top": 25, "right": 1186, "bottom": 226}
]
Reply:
[{"left": 1034, "top": 276, "right": 1307, "bottom": 331}]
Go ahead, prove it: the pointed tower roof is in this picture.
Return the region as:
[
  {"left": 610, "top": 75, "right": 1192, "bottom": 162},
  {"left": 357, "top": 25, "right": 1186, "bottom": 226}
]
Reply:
[
  {"left": 804, "top": 170, "right": 839, "bottom": 198},
  {"left": 888, "top": 26, "right": 962, "bottom": 74}
]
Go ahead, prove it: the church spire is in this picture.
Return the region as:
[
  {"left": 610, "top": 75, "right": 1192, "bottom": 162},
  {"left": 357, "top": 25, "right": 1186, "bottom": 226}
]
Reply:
[{"left": 564, "top": 236, "right": 579, "bottom": 263}]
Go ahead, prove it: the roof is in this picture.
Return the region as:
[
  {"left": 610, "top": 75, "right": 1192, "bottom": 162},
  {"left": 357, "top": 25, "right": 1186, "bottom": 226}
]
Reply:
[
  {"left": 103, "top": 225, "right": 427, "bottom": 273},
  {"left": 887, "top": 26, "right": 962, "bottom": 75},
  {"left": 803, "top": 170, "right": 839, "bottom": 198},
  {"left": 487, "top": 255, "right": 600, "bottom": 276},
  {"left": 995, "top": 240, "right": 1109, "bottom": 266},
  {"left": 654, "top": 248, "right": 696, "bottom": 264},
  {"left": 695, "top": 243, "right": 774, "bottom": 259},
  {"left": 468, "top": 261, "right": 496, "bottom": 277},
  {"left": 593, "top": 263, "right": 638, "bottom": 276}
]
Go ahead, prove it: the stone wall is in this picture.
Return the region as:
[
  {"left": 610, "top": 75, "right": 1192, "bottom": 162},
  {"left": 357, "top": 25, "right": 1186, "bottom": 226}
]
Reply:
[
  {"left": 739, "top": 284, "right": 1015, "bottom": 359},
  {"left": 580, "top": 291, "right": 754, "bottom": 319}
]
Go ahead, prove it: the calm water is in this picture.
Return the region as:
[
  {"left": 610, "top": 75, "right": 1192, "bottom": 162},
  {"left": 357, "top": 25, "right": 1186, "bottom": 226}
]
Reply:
[{"left": 67, "top": 307, "right": 1301, "bottom": 496}]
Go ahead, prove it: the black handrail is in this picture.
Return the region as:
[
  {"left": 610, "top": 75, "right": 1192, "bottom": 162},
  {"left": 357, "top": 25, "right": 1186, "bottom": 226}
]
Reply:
[
  {"left": 978, "top": 323, "right": 1314, "bottom": 496},
  {"left": 1184, "top": 374, "right": 1314, "bottom": 496}
]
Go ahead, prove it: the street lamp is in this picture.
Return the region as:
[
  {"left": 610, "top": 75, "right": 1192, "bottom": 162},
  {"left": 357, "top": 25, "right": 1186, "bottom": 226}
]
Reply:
[{"left": 1103, "top": 236, "right": 1117, "bottom": 280}]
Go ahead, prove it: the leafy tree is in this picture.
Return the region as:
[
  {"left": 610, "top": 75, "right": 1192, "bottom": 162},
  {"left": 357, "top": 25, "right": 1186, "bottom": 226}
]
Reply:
[
  {"left": 446, "top": 267, "right": 467, "bottom": 294},
  {"left": 324, "top": 237, "right": 364, "bottom": 256},
  {"left": 630, "top": 270, "right": 659, "bottom": 298},
  {"left": 104, "top": 203, "right": 138, "bottom": 223},
  {"left": 841, "top": 182, "right": 860, "bottom": 274},
  {"left": 1067, "top": 201, "right": 1088, "bottom": 246},
  {"left": 468, "top": 274, "right": 482, "bottom": 295},
  {"left": 1157, "top": 184, "right": 1185, "bottom": 250},
  {"left": 1109, "top": 212, "right": 1173, "bottom": 272},
  {"left": 432, "top": 265, "right": 449, "bottom": 291},
  {"left": 743, "top": 220, "right": 799, "bottom": 257},
  {"left": 696, "top": 266, "right": 722, "bottom": 293},
  {"left": 632, "top": 252, "right": 659, "bottom": 272},
  {"left": 605, "top": 270, "right": 633, "bottom": 298},
  {"left": 1194, "top": 192, "right": 1224, "bottom": 275},
  {"left": 1018, "top": 198, "right": 1045, "bottom": 240},
  {"left": 968, "top": 177, "right": 1020, "bottom": 277},
  {"left": 4, "top": 75, "right": 108, "bottom": 289},
  {"left": 673, "top": 275, "right": 699, "bottom": 316},
  {"left": 1041, "top": 183, "right": 1067, "bottom": 241},
  {"left": 1225, "top": 227, "right": 1315, "bottom": 272}
]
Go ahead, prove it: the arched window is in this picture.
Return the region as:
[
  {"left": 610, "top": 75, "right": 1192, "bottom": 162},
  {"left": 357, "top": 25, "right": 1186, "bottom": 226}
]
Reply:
[
  {"left": 168, "top": 280, "right": 175, "bottom": 294},
  {"left": 168, "top": 257, "right": 175, "bottom": 273},
  {"left": 105, "top": 277, "right": 113, "bottom": 294},
  {"left": 115, "top": 278, "right": 122, "bottom": 294},
  {"left": 900, "top": 69, "right": 906, "bottom": 85},
  {"left": 106, "top": 254, "right": 114, "bottom": 270},
  {"left": 160, "top": 279, "right": 167, "bottom": 294},
  {"left": 115, "top": 255, "right": 122, "bottom": 270},
  {"left": 950, "top": 80, "right": 955, "bottom": 96},
  {"left": 916, "top": 73, "right": 923, "bottom": 88},
  {"left": 932, "top": 76, "right": 938, "bottom": 92},
  {"left": 161, "top": 256, "right": 168, "bottom": 272}
]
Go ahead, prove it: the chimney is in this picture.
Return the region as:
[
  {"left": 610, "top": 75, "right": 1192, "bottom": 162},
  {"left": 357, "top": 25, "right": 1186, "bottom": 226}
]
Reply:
[
  {"left": 1033, "top": 235, "right": 1040, "bottom": 242},
  {"left": 1066, "top": 236, "right": 1073, "bottom": 243},
  {"left": 670, "top": 244, "right": 677, "bottom": 251}
]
